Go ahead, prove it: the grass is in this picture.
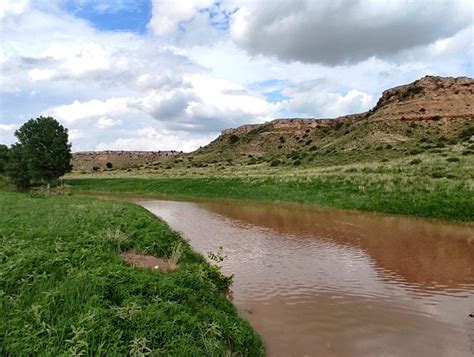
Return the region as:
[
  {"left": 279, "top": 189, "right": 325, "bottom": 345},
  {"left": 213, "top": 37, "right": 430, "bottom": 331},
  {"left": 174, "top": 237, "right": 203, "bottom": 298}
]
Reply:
[
  {"left": 66, "top": 152, "right": 473, "bottom": 222},
  {"left": 65, "top": 118, "right": 473, "bottom": 222},
  {"left": 0, "top": 192, "right": 263, "bottom": 356}
]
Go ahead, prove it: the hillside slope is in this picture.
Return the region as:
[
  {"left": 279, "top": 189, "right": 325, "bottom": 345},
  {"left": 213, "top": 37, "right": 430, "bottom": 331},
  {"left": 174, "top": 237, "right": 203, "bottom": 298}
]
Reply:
[
  {"left": 189, "top": 75, "right": 473, "bottom": 167},
  {"left": 72, "top": 151, "right": 179, "bottom": 172}
]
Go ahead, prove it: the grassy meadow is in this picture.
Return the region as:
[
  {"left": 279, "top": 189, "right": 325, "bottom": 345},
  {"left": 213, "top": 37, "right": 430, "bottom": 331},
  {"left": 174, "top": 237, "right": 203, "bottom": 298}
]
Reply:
[
  {"left": 67, "top": 151, "right": 474, "bottom": 222},
  {"left": 0, "top": 192, "right": 263, "bottom": 356}
]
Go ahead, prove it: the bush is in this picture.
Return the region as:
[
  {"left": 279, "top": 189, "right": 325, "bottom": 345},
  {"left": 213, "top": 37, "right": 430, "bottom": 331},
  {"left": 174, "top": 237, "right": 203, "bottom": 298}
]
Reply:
[
  {"left": 458, "top": 127, "right": 474, "bottom": 141},
  {"left": 431, "top": 171, "right": 445, "bottom": 179},
  {"left": 446, "top": 157, "right": 460, "bottom": 163},
  {"left": 228, "top": 134, "right": 240, "bottom": 144},
  {"left": 409, "top": 158, "right": 422, "bottom": 165},
  {"left": 270, "top": 159, "right": 281, "bottom": 167},
  {"left": 293, "top": 159, "right": 301, "bottom": 166}
]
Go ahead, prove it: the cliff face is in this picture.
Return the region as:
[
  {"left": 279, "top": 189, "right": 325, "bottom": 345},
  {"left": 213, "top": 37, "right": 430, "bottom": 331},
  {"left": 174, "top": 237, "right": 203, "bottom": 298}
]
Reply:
[
  {"left": 369, "top": 76, "right": 473, "bottom": 122},
  {"left": 220, "top": 76, "right": 473, "bottom": 138}
]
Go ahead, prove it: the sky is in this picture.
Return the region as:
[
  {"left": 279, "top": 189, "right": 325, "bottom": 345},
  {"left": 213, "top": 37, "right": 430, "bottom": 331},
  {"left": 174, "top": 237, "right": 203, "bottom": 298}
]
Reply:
[{"left": 0, "top": 0, "right": 473, "bottom": 152}]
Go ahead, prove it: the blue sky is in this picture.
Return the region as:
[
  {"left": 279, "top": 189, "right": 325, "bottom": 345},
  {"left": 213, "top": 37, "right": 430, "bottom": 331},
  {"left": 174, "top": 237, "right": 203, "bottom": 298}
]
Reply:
[
  {"left": 61, "top": 0, "right": 152, "bottom": 33},
  {"left": 1, "top": 0, "right": 472, "bottom": 151}
]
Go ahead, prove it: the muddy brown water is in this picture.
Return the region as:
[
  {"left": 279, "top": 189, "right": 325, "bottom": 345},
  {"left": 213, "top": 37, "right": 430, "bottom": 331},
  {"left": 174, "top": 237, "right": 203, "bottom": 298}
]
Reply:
[{"left": 137, "top": 199, "right": 474, "bottom": 356}]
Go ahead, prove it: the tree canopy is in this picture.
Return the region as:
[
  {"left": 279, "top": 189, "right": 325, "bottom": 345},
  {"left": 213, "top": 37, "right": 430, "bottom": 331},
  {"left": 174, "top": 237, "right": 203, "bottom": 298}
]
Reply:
[
  {"left": 4, "top": 116, "right": 72, "bottom": 189},
  {"left": 0, "top": 144, "right": 8, "bottom": 174}
]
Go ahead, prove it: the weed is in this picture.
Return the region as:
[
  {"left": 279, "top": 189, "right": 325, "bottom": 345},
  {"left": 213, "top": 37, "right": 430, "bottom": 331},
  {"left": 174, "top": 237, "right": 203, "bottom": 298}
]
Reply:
[{"left": 168, "top": 242, "right": 183, "bottom": 271}]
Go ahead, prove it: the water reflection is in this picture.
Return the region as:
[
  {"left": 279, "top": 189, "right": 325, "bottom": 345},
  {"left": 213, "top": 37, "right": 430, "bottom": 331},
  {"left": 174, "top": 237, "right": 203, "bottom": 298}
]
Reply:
[{"left": 138, "top": 199, "right": 474, "bottom": 357}]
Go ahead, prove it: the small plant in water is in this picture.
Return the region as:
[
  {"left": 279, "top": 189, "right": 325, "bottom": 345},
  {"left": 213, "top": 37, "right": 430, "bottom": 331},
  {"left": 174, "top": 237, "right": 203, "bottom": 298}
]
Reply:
[{"left": 207, "top": 246, "right": 226, "bottom": 265}]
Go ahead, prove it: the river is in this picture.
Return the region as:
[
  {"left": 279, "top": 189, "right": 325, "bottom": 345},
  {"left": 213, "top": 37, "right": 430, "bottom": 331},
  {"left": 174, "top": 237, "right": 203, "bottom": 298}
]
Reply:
[{"left": 138, "top": 199, "right": 474, "bottom": 356}]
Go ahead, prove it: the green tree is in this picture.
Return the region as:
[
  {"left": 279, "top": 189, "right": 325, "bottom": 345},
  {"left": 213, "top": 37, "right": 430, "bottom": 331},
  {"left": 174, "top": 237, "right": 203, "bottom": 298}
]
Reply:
[
  {"left": 14, "top": 116, "right": 72, "bottom": 189},
  {"left": 0, "top": 144, "right": 9, "bottom": 174},
  {"left": 6, "top": 144, "right": 31, "bottom": 190}
]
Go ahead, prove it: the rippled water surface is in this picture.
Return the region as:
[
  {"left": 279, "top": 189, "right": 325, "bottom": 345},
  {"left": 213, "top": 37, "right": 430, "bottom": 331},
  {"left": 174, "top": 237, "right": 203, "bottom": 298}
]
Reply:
[{"left": 138, "top": 200, "right": 474, "bottom": 356}]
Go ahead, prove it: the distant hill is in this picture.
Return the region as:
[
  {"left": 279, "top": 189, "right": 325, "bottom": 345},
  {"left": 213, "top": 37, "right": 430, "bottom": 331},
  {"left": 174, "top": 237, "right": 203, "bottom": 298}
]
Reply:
[
  {"left": 191, "top": 75, "right": 473, "bottom": 166},
  {"left": 72, "top": 150, "right": 179, "bottom": 172}
]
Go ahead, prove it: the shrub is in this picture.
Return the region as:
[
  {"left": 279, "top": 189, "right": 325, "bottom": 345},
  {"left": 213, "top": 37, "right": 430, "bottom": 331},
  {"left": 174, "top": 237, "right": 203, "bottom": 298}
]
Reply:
[
  {"left": 458, "top": 127, "right": 474, "bottom": 141},
  {"left": 106, "top": 162, "right": 113, "bottom": 169},
  {"left": 270, "top": 159, "right": 281, "bottom": 167},
  {"left": 293, "top": 159, "right": 301, "bottom": 166},
  {"left": 446, "top": 157, "right": 460, "bottom": 163},
  {"left": 228, "top": 134, "right": 240, "bottom": 144}
]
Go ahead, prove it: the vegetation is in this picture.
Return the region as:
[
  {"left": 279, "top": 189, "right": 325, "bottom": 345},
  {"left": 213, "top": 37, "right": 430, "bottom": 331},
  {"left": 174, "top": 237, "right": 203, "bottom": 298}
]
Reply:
[
  {"left": 0, "top": 192, "right": 263, "bottom": 356},
  {"left": 0, "top": 144, "right": 8, "bottom": 174},
  {"left": 4, "top": 116, "right": 72, "bottom": 189},
  {"left": 6, "top": 144, "right": 32, "bottom": 190},
  {"left": 66, "top": 149, "right": 474, "bottom": 222}
]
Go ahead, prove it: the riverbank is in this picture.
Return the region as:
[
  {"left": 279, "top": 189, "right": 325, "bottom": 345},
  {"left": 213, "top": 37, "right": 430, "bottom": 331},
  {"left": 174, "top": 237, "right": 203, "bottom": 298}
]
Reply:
[
  {"left": 66, "top": 174, "right": 473, "bottom": 222},
  {"left": 0, "top": 192, "right": 263, "bottom": 356}
]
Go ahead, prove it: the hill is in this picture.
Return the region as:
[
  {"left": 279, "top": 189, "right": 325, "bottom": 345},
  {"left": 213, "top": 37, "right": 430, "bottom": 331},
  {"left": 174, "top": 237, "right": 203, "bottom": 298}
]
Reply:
[
  {"left": 189, "top": 75, "right": 473, "bottom": 167},
  {"left": 71, "top": 150, "right": 179, "bottom": 172},
  {"left": 69, "top": 75, "right": 474, "bottom": 174}
]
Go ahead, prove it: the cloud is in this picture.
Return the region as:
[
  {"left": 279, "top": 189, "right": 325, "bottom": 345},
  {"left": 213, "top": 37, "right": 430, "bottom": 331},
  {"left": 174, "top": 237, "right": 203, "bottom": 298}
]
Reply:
[
  {"left": 0, "top": 123, "right": 17, "bottom": 134},
  {"left": 0, "top": 0, "right": 28, "bottom": 20},
  {"left": 229, "top": 0, "right": 473, "bottom": 65},
  {"left": 148, "top": 0, "right": 215, "bottom": 35},
  {"left": 95, "top": 127, "right": 215, "bottom": 152},
  {"left": 44, "top": 74, "right": 278, "bottom": 133},
  {"left": 0, "top": 123, "right": 17, "bottom": 146},
  {"left": 282, "top": 81, "right": 374, "bottom": 118},
  {"left": 1, "top": 0, "right": 472, "bottom": 153},
  {"left": 45, "top": 98, "right": 134, "bottom": 125},
  {"left": 96, "top": 117, "right": 122, "bottom": 129}
]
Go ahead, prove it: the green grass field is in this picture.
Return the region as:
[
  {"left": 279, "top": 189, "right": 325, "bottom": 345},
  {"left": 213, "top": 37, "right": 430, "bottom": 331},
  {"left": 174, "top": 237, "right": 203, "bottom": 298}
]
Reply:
[
  {"left": 0, "top": 192, "right": 263, "bottom": 356},
  {"left": 66, "top": 152, "right": 474, "bottom": 222}
]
